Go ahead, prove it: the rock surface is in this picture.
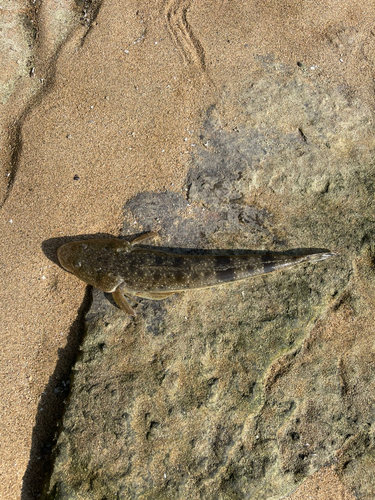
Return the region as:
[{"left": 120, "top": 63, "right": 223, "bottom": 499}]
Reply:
[{"left": 43, "top": 68, "right": 375, "bottom": 499}]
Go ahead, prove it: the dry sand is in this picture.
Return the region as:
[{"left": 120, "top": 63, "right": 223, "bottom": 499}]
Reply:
[{"left": 1, "top": 0, "right": 374, "bottom": 498}]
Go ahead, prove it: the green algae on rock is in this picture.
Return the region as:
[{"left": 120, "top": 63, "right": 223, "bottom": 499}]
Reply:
[{"left": 43, "top": 68, "right": 375, "bottom": 499}]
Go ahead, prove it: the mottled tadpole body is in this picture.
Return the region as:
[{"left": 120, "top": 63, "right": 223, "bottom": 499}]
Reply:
[
  {"left": 57, "top": 238, "right": 132, "bottom": 293},
  {"left": 57, "top": 232, "right": 336, "bottom": 317}
]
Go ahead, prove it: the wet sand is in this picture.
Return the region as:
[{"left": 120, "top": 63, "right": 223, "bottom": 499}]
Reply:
[{"left": 1, "top": 1, "right": 374, "bottom": 498}]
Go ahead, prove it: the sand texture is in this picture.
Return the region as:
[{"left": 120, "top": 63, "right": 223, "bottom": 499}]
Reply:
[{"left": 1, "top": 1, "right": 375, "bottom": 499}]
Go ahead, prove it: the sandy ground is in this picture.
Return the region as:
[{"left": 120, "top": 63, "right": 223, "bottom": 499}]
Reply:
[{"left": 1, "top": 0, "right": 374, "bottom": 498}]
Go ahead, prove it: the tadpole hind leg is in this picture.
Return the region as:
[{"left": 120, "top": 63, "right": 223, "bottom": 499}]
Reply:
[
  {"left": 131, "top": 231, "right": 158, "bottom": 245},
  {"left": 112, "top": 288, "right": 136, "bottom": 316}
]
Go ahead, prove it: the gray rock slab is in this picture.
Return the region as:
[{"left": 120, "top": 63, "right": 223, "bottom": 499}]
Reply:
[{"left": 43, "top": 68, "right": 375, "bottom": 499}]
